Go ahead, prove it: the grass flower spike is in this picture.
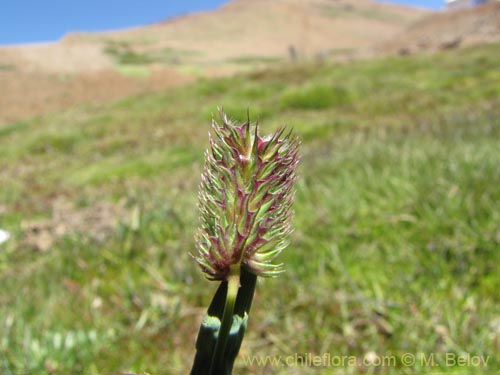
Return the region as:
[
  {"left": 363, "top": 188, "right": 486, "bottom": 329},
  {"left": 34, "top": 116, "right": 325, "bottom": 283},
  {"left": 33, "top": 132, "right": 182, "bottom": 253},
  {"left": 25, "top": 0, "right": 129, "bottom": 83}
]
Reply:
[
  {"left": 195, "top": 110, "right": 300, "bottom": 280},
  {"left": 191, "top": 110, "right": 299, "bottom": 375}
]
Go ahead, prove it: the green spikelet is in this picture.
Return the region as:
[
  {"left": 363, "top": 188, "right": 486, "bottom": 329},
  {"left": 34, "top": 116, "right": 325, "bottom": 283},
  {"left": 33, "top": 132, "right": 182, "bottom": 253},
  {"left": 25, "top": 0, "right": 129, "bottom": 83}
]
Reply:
[{"left": 194, "top": 110, "right": 300, "bottom": 280}]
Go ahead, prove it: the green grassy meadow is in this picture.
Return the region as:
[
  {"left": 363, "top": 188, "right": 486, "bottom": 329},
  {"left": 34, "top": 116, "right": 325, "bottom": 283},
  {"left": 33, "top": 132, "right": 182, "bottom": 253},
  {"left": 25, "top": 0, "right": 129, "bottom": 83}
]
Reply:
[{"left": 1, "top": 42, "right": 500, "bottom": 374}]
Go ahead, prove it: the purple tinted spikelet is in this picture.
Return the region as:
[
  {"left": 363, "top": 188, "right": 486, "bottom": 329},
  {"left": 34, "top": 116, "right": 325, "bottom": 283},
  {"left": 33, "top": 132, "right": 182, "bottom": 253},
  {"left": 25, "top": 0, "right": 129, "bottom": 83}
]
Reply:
[{"left": 194, "top": 110, "right": 300, "bottom": 280}]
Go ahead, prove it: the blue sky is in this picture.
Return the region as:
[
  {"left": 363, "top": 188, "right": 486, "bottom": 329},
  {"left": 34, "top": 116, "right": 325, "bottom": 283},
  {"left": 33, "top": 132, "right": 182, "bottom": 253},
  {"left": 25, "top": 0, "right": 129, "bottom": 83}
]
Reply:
[{"left": 0, "top": 0, "right": 443, "bottom": 46}]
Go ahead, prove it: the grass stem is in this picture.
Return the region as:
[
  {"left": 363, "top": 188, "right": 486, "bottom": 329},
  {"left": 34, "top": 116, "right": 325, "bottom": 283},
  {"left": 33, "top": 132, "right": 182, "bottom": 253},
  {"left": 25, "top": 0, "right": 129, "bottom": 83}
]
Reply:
[{"left": 209, "top": 274, "right": 239, "bottom": 374}]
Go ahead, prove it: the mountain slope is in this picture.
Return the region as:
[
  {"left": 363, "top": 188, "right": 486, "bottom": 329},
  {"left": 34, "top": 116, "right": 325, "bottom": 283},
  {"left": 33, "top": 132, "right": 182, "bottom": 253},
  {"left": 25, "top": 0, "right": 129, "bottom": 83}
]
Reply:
[
  {"left": 0, "top": 0, "right": 429, "bottom": 124},
  {"left": 378, "top": 2, "right": 500, "bottom": 55},
  {"left": 97, "top": 0, "right": 429, "bottom": 64},
  {"left": 2, "top": 0, "right": 429, "bottom": 73}
]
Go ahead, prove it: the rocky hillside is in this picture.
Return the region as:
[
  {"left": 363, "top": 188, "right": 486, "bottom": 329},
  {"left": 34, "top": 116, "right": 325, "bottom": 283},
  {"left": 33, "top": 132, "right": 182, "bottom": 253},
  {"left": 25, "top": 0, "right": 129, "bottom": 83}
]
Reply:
[{"left": 377, "top": 2, "right": 500, "bottom": 55}]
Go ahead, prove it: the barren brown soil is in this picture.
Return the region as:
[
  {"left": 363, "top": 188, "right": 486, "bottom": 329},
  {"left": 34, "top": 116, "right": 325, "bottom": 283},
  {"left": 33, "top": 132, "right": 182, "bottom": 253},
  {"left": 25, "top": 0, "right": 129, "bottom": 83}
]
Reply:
[
  {"left": 0, "top": 0, "right": 431, "bottom": 125},
  {"left": 377, "top": 2, "right": 500, "bottom": 55},
  {"left": 0, "top": 68, "right": 192, "bottom": 125}
]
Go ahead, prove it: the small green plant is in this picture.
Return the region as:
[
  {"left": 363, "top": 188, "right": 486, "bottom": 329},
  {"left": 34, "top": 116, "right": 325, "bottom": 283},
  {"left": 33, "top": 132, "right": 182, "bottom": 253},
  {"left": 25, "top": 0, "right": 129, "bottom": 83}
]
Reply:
[
  {"left": 281, "top": 85, "right": 350, "bottom": 110},
  {"left": 190, "top": 110, "right": 300, "bottom": 375}
]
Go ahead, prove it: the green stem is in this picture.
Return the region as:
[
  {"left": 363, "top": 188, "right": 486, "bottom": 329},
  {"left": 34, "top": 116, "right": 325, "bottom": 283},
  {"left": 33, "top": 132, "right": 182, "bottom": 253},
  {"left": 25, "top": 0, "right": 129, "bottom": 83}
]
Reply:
[
  {"left": 209, "top": 273, "right": 239, "bottom": 374},
  {"left": 191, "top": 267, "right": 257, "bottom": 375}
]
